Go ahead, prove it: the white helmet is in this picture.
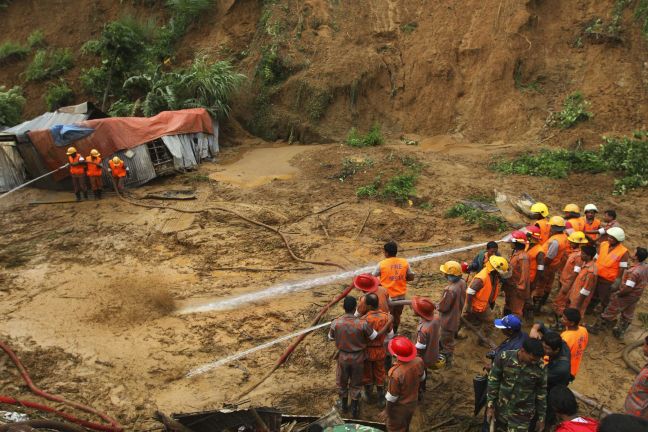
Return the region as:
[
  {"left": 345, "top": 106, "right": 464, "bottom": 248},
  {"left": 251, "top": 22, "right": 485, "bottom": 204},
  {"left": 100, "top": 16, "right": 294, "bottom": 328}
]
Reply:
[
  {"left": 584, "top": 204, "right": 598, "bottom": 212},
  {"left": 607, "top": 227, "right": 625, "bottom": 242}
]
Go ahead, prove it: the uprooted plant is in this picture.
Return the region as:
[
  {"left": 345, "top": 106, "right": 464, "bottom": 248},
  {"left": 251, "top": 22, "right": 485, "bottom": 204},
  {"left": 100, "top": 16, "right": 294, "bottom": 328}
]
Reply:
[{"left": 445, "top": 203, "right": 509, "bottom": 232}]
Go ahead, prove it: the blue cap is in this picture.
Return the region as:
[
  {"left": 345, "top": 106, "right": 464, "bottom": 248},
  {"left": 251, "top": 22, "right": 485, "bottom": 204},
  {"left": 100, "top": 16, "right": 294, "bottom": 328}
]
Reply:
[{"left": 494, "top": 314, "right": 522, "bottom": 331}]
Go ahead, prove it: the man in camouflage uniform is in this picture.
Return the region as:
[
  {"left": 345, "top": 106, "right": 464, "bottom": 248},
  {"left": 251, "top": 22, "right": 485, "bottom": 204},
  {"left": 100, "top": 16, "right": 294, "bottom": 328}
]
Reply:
[{"left": 486, "top": 338, "right": 547, "bottom": 432}]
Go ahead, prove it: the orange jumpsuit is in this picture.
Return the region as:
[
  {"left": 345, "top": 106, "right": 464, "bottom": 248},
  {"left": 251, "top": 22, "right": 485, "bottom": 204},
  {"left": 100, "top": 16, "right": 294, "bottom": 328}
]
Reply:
[{"left": 552, "top": 249, "right": 583, "bottom": 316}]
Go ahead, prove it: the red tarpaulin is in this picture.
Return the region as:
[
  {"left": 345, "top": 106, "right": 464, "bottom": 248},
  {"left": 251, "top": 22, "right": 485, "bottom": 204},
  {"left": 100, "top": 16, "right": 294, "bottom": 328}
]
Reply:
[{"left": 27, "top": 109, "right": 214, "bottom": 177}]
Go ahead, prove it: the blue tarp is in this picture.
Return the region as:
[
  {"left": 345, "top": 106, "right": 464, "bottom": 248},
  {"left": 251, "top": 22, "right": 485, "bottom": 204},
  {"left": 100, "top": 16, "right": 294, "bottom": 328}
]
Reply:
[{"left": 50, "top": 125, "right": 95, "bottom": 147}]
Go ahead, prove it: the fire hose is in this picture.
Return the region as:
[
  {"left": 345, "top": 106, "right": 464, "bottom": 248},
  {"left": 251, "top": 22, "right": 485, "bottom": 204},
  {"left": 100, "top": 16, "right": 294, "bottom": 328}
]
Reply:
[
  {"left": 622, "top": 339, "right": 644, "bottom": 374},
  {"left": 0, "top": 340, "right": 123, "bottom": 432},
  {"left": 0, "top": 419, "right": 86, "bottom": 432}
]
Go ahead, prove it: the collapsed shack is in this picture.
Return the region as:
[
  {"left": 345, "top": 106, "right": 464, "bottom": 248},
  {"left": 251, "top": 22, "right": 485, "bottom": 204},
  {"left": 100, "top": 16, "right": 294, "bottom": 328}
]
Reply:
[{"left": 0, "top": 103, "right": 219, "bottom": 191}]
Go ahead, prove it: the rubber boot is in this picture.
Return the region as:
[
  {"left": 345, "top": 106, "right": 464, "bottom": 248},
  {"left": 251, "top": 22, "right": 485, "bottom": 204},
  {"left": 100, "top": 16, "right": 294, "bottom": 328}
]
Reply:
[
  {"left": 337, "top": 396, "right": 348, "bottom": 413},
  {"left": 524, "top": 303, "right": 534, "bottom": 321},
  {"left": 613, "top": 319, "right": 631, "bottom": 339},
  {"left": 350, "top": 399, "right": 360, "bottom": 419},
  {"left": 363, "top": 385, "right": 373, "bottom": 402},
  {"left": 75, "top": 192, "right": 81, "bottom": 202},
  {"left": 586, "top": 316, "right": 614, "bottom": 335},
  {"left": 98, "top": 189, "right": 102, "bottom": 199},
  {"left": 83, "top": 191, "right": 88, "bottom": 200},
  {"left": 532, "top": 297, "right": 543, "bottom": 313},
  {"left": 376, "top": 386, "right": 385, "bottom": 408}
]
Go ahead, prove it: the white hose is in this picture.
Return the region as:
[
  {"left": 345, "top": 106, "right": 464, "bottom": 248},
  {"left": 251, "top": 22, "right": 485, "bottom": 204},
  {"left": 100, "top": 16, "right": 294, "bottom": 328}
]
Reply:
[{"left": 0, "top": 164, "right": 69, "bottom": 200}]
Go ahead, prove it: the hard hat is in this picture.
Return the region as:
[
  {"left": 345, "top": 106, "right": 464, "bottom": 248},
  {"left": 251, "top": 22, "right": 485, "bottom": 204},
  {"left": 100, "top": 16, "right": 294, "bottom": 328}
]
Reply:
[
  {"left": 549, "top": 216, "right": 566, "bottom": 227},
  {"left": 440, "top": 261, "right": 462, "bottom": 277},
  {"left": 509, "top": 230, "right": 528, "bottom": 244},
  {"left": 530, "top": 202, "right": 549, "bottom": 218},
  {"left": 567, "top": 231, "right": 589, "bottom": 244},
  {"left": 525, "top": 225, "right": 541, "bottom": 241},
  {"left": 353, "top": 274, "right": 379, "bottom": 293},
  {"left": 90, "top": 149, "right": 100, "bottom": 157},
  {"left": 431, "top": 353, "right": 446, "bottom": 370},
  {"left": 411, "top": 296, "right": 435, "bottom": 321},
  {"left": 66, "top": 147, "right": 77, "bottom": 155},
  {"left": 112, "top": 156, "right": 121, "bottom": 164},
  {"left": 494, "top": 314, "right": 522, "bottom": 331},
  {"left": 563, "top": 203, "right": 580, "bottom": 213},
  {"left": 606, "top": 227, "right": 625, "bottom": 242},
  {"left": 488, "top": 255, "right": 509, "bottom": 274},
  {"left": 388, "top": 336, "right": 417, "bottom": 362},
  {"left": 461, "top": 261, "right": 469, "bottom": 274},
  {"left": 583, "top": 204, "right": 598, "bottom": 213}
]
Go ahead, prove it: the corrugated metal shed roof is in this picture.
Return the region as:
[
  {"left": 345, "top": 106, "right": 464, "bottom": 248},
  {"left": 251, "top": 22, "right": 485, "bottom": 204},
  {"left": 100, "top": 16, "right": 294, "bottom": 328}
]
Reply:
[{"left": 3, "top": 112, "right": 88, "bottom": 137}]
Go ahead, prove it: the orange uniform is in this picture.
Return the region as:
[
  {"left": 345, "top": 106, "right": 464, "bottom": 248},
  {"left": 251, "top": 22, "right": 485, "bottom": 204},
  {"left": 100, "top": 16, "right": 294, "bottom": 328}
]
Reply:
[
  {"left": 583, "top": 218, "right": 601, "bottom": 242},
  {"left": 357, "top": 286, "right": 390, "bottom": 315},
  {"left": 567, "top": 217, "right": 585, "bottom": 232},
  {"left": 109, "top": 160, "right": 127, "bottom": 178},
  {"left": 534, "top": 232, "right": 569, "bottom": 297},
  {"left": 363, "top": 310, "right": 392, "bottom": 386},
  {"left": 467, "top": 268, "right": 500, "bottom": 314},
  {"left": 552, "top": 250, "right": 583, "bottom": 316},
  {"left": 535, "top": 219, "right": 551, "bottom": 244},
  {"left": 566, "top": 260, "right": 598, "bottom": 317},
  {"left": 68, "top": 154, "right": 85, "bottom": 175},
  {"left": 377, "top": 257, "right": 411, "bottom": 298},
  {"left": 562, "top": 326, "right": 589, "bottom": 377},
  {"left": 527, "top": 243, "right": 545, "bottom": 284},
  {"left": 504, "top": 249, "right": 530, "bottom": 317},
  {"left": 596, "top": 241, "right": 629, "bottom": 283}
]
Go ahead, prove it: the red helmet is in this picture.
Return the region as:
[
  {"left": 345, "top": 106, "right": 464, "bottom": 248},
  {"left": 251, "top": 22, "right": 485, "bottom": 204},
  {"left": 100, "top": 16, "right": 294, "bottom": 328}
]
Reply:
[
  {"left": 461, "top": 261, "right": 469, "bottom": 273},
  {"left": 525, "top": 225, "right": 541, "bottom": 242},
  {"left": 388, "top": 336, "right": 417, "bottom": 362},
  {"left": 411, "top": 296, "right": 436, "bottom": 321},
  {"left": 509, "top": 230, "right": 528, "bottom": 244},
  {"left": 353, "top": 274, "right": 379, "bottom": 293}
]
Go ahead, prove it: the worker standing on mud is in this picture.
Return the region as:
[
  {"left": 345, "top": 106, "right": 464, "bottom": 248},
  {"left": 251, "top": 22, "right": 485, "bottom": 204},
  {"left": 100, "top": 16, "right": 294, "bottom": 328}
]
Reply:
[
  {"left": 554, "top": 308, "right": 588, "bottom": 379},
  {"left": 564, "top": 245, "right": 597, "bottom": 318},
  {"left": 372, "top": 241, "right": 415, "bottom": 334},
  {"left": 85, "top": 149, "right": 103, "bottom": 199},
  {"left": 551, "top": 232, "right": 588, "bottom": 327},
  {"left": 466, "top": 241, "right": 500, "bottom": 273},
  {"left": 624, "top": 336, "right": 648, "bottom": 419},
  {"left": 486, "top": 338, "right": 547, "bottom": 432},
  {"left": 379, "top": 336, "right": 425, "bottom": 432},
  {"left": 582, "top": 204, "right": 601, "bottom": 242},
  {"left": 362, "top": 293, "right": 393, "bottom": 407},
  {"left": 530, "top": 202, "right": 551, "bottom": 244},
  {"left": 590, "top": 247, "right": 647, "bottom": 338},
  {"left": 329, "top": 296, "right": 380, "bottom": 418},
  {"left": 66, "top": 146, "right": 87, "bottom": 201},
  {"left": 563, "top": 204, "right": 584, "bottom": 234},
  {"left": 354, "top": 274, "right": 389, "bottom": 315},
  {"left": 108, "top": 156, "right": 129, "bottom": 192},
  {"left": 412, "top": 296, "right": 441, "bottom": 396},
  {"left": 437, "top": 261, "right": 466, "bottom": 367},
  {"left": 592, "top": 227, "right": 629, "bottom": 314},
  {"left": 503, "top": 231, "right": 530, "bottom": 318},
  {"left": 526, "top": 226, "right": 546, "bottom": 319},
  {"left": 463, "top": 256, "right": 509, "bottom": 331},
  {"left": 533, "top": 216, "right": 569, "bottom": 313}
]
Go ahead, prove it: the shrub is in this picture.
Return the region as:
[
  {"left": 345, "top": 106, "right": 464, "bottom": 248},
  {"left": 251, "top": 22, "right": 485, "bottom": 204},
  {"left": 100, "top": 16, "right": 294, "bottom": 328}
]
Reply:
[
  {"left": 400, "top": 22, "right": 418, "bottom": 34},
  {"left": 637, "top": 0, "right": 648, "bottom": 38},
  {"left": 79, "top": 66, "right": 110, "bottom": 99},
  {"left": 24, "top": 48, "right": 74, "bottom": 82},
  {"left": 0, "top": 86, "right": 25, "bottom": 126},
  {"left": 108, "top": 99, "right": 137, "bottom": 117},
  {"left": 335, "top": 157, "right": 373, "bottom": 182},
  {"left": 27, "top": 30, "right": 46, "bottom": 48},
  {"left": 445, "top": 203, "right": 509, "bottom": 232},
  {"left": 600, "top": 131, "right": 648, "bottom": 194},
  {"left": 356, "top": 177, "right": 381, "bottom": 198},
  {"left": 492, "top": 148, "right": 606, "bottom": 179},
  {"left": 0, "top": 41, "right": 29, "bottom": 64},
  {"left": 44, "top": 81, "right": 74, "bottom": 111},
  {"left": 346, "top": 124, "right": 384, "bottom": 147},
  {"left": 549, "top": 92, "right": 592, "bottom": 129},
  {"left": 381, "top": 172, "right": 418, "bottom": 203}
]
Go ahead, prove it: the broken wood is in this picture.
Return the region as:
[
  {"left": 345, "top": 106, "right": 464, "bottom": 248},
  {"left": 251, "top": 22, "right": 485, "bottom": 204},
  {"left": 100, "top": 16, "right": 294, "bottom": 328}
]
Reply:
[
  {"left": 154, "top": 411, "right": 193, "bottom": 432},
  {"left": 213, "top": 266, "right": 314, "bottom": 272},
  {"left": 317, "top": 215, "right": 330, "bottom": 239},
  {"left": 426, "top": 417, "right": 455, "bottom": 431},
  {"left": 355, "top": 209, "right": 372, "bottom": 239}
]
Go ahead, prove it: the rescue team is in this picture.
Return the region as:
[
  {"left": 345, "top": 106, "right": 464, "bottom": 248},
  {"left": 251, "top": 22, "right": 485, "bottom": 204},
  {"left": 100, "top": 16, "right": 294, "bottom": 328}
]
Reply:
[
  {"left": 329, "top": 203, "right": 647, "bottom": 432},
  {"left": 66, "top": 146, "right": 129, "bottom": 201}
]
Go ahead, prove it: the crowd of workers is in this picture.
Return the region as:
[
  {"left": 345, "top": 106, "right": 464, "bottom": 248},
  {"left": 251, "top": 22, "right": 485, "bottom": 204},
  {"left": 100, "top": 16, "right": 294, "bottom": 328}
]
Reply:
[
  {"left": 65, "top": 146, "right": 130, "bottom": 201},
  {"left": 327, "top": 203, "right": 648, "bottom": 432}
]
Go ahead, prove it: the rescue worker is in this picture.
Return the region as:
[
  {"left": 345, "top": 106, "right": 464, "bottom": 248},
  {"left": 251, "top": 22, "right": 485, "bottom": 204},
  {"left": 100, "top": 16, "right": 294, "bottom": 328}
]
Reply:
[
  {"left": 66, "top": 146, "right": 87, "bottom": 201},
  {"left": 437, "top": 260, "right": 466, "bottom": 367},
  {"left": 582, "top": 204, "right": 601, "bottom": 243},
  {"left": 329, "top": 296, "right": 380, "bottom": 417},
  {"left": 108, "top": 156, "right": 129, "bottom": 192},
  {"left": 551, "top": 231, "right": 588, "bottom": 326},
  {"left": 526, "top": 225, "right": 546, "bottom": 319},
  {"left": 560, "top": 308, "right": 588, "bottom": 379},
  {"left": 372, "top": 241, "right": 415, "bottom": 334},
  {"left": 503, "top": 231, "right": 530, "bottom": 318},
  {"left": 380, "top": 336, "right": 425, "bottom": 432},
  {"left": 590, "top": 247, "right": 647, "bottom": 338},
  {"left": 463, "top": 256, "right": 509, "bottom": 329},
  {"left": 549, "top": 386, "right": 599, "bottom": 432},
  {"left": 362, "top": 293, "right": 393, "bottom": 407},
  {"left": 354, "top": 274, "right": 390, "bottom": 315},
  {"left": 563, "top": 204, "right": 584, "bottom": 235},
  {"left": 85, "top": 149, "right": 103, "bottom": 199},
  {"left": 593, "top": 227, "right": 629, "bottom": 313},
  {"left": 533, "top": 216, "right": 569, "bottom": 312},
  {"left": 530, "top": 202, "right": 551, "bottom": 244},
  {"left": 624, "top": 336, "right": 648, "bottom": 419},
  {"left": 412, "top": 296, "right": 441, "bottom": 396},
  {"left": 565, "top": 245, "right": 597, "bottom": 318},
  {"left": 486, "top": 338, "right": 547, "bottom": 432},
  {"left": 466, "top": 241, "right": 500, "bottom": 273},
  {"left": 598, "top": 209, "right": 621, "bottom": 244}
]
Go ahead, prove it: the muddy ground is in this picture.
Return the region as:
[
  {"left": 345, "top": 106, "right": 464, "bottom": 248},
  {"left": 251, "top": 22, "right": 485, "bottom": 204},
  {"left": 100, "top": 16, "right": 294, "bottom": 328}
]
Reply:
[{"left": 1, "top": 136, "right": 647, "bottom": 431}]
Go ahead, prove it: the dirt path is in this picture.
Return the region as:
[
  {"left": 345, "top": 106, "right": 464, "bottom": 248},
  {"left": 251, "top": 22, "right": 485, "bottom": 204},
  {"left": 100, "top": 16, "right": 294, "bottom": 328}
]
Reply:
[{"left": 0, "top": 137, "right": 646, "bottom": 431}]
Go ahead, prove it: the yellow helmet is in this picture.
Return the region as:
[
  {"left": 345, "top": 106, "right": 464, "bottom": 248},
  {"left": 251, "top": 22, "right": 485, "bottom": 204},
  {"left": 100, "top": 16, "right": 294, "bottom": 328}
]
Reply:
[
  {"left": 66, "top": 147, "right": 77, "bottom": 155},
  {"left": 440, "top": 261, "right": 462, "bottom": 277},
  {"left": 567, "top": 231, "right": 588, "bottom": 244},
  {"left": 90, "top": 149, "right": 100, "bottom": 157},
  {"left": 563, "top": 203, "right": 580, "bottom": 213},
  {"left": 549, "top": 216, "right": 566, "bottom": 227},
  {"left": 488, "top": 255, "right": 509, "bottom": 274},
  {"left": 112, "top": 156, "right": 121, "bottom": 164},
  {"left": 530, "top": 202, "right": 549, "bottom": 217},
  {"left": 431, "top": 353, "right": 446, "bottom": 370}
]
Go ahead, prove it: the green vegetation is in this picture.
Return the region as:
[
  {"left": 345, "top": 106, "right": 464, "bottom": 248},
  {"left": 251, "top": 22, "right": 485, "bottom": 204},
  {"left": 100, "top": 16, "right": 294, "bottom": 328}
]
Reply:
[
  {"left": 335, "top": 157, "right": 374, "bottom": 182},
  {"left": 184, "top": 172, "right": 212, "bottom": 183},
  {"left": 27, "top": 30, "right": 46, "bottom": 48},
  {"left": 549, "top": 92, "right": 592, "bottom": 129},
  {"left": 493, "top": 132, "right": 648, "bottom": 195},
  {"left": 346, "top": 124, "right": 384, "bottom": 147},
  {"left": 583, "top": 1, "right": 631, "bottom": 43},
  {"left": 44, "top": 80, "right": 74, "bottom": 111},
  {"left": 513, "top": 60, "right": 543, "bottom": 93},
  {"left": 637, "top": 0, "right": 648, "bottom": 38},
  {"left": 445, "top": 203, "right": 509, "bottom": 232},
  {"left": 639, "top": 312, "right": 648, "bottom": 330},
  {"left": 356, "top": 176, "right": 381, "bottom": 199},
  {"left": 0, "top": 86, "right": 25, "bottom": 126},
  {"left": 0, "top": 41, "right": 29, "bottom": 64},
  {"left": 400, "top": 22, "right": 418, "bottom": 34},
  {"left": 24, "top": 48, "right": 74, "bottom": 82},
  {"left": 381, "top": 173, "right": 418, "bottom": 203}
]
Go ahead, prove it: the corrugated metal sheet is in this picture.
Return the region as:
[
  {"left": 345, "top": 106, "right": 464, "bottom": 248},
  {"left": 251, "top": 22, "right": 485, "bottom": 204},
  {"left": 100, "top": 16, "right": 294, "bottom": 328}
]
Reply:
[
  {"left": 4, "top": 112, "right": 88, "bottom": 138},
  {"left": 101, "top": 144, "right": 157, "bottom": 189},
  {"left": 0, "top": 142, "right": 26, "bottom": 191},
  {"left": 160, "top": 125, "right": 219, "bottom": 171}
]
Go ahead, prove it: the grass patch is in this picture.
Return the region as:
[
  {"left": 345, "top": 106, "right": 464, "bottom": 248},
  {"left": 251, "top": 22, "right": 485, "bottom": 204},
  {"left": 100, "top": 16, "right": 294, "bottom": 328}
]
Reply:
[
  {"left": 44, "top": 80, "right": 74, "bottom": 111},
  {"left": 400, "top": 22, "right": 418, "bottom": 34},
  {"left": 346, "top": 123, "right": 384, "bottom": 147},
  {"left": 381, "top": 173, "right": 418, "bottom": 203},
  {"left": 27, "top": 30, "right": 46, "bottom": 48},
  {"left": 513, "top": 60, "right": 543, "bottom": 93},
  {"left": 492, "top": 148, "right": 605, "bottom": 179},
  {"left": 548, "top": 91, "right": 592, "bottom": 129},
  {"left": 24, "top": 48, "right": 74, "bottom": 82},
  {"left": 356, "top": 176, "right": 381, "bottom": 199},
  {"left": 600, "top": 131, "right": 648, "bottom": 194},
  {"left": 0, "top": 41, "right": 29, "bottom": 65},
  {"left": 184, "top": 173, "right": 211, "bottom": 183},
  {"left": 637, "top": 0, "right": 648, "bottom": 38},
  {"left": 0, "top": 85, "right": 25, "bottom": 126},
  {"left": 334, "top": 157, "right": 373, "bottom": 182},
  {"left": 445, "top": 203, "right": 509, "bottom": 232}
]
